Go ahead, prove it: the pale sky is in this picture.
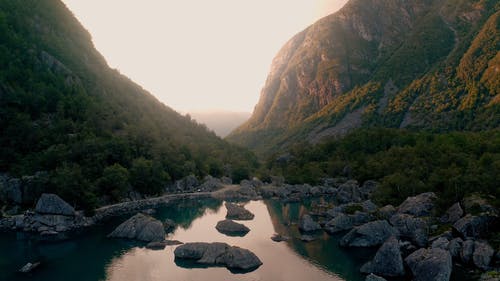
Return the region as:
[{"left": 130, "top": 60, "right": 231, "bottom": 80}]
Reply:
[{"left": 62, "top": 0, "right": 348, "bottom": 113}]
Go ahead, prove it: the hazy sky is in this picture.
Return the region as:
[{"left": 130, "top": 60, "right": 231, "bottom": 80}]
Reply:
[{"left": 62, "top": 0, "right": 348, "bottom": 113}]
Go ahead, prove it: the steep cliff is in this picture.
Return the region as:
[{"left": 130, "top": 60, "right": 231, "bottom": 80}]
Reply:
[{"left": 228, "top": 0, "right": 500, "bottom": 154}]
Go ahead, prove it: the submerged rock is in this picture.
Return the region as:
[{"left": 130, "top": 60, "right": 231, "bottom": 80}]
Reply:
[
  {"left": 146, "top": 240, "right": 183, "bottom": 250},
  {"left": 271, "top": 233, "right": 290, "bottom": 242},
  {"left": 225, "top": 203, "right": 254, "bottom": 220},
  {"left": 340, "top": 220, "right": 399, "bottom": 247},
  {"left": 405, "top": 248, "right": 452, "bottom": 281},
  {"left": 216, "top": 219, "right": 250, "bottom": 236},
  {"left": 365, "top": 274, "right": 387, "bottom": 281},
  {"left": 174, "top": 242, "right": 262, "bottom": 271},
  {"left": 108, "top": 213, "right": 165, "bottom": 242},
  {"left": 298, "top": 214, "right": 321, "bottom": 232},
  {"left": 35, "top": 194, "right": 75, "bottom": 216}
]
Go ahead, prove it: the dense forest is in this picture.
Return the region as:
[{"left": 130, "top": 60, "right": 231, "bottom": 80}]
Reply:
[
  {"left": 262, "top": 129, "right": 500, "bottom": 209},
  {"left": 0, "top": 1, "right": 257, "bottom": 212}
]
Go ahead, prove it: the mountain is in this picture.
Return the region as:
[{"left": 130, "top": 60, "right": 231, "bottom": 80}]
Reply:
[
  {"left": 227, "top": 0, "right": 500, "bottom": 154},
  {"left": 0, "top": 0, "right": 257, "bottom": 210},
  {"left": 190, "top": 111, "right": 251, "bottom": 137}
]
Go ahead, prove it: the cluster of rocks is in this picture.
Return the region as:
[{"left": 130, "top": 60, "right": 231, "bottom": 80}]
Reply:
[
  {"left": 171, "top": 175, "right": 231, "bottom": 193},
  {"left": 291, "top": 188, "right": 499, "bottom": 281},
  {"left": 0, "top": 193, "right": 93, "bottom": 237},
  {"left": 174, "top": 242, "right": 262, "bottom": 271}
]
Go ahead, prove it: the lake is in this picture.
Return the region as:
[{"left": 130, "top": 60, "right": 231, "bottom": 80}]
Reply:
[{"left": 0, "top": 199, "right": 473, "bottom": 281}]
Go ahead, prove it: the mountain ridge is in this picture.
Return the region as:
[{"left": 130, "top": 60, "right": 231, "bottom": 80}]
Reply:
[{"left": 227, "top": 0, "right": 500, "bottom": 154}]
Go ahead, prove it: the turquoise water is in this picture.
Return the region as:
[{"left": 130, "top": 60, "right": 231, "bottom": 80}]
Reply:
[{"left": 0, "top": 199, "right": 473, "bottom": 281}]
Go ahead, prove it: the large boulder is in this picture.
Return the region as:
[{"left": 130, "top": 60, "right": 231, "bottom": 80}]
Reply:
[
  {"left": 174, "top": 175, "right": 199, "bottom": 192},
  {"left": 216, "top": 219, "right": 250, "bottom": 236},
  {"left": 324, "top": 213, "right": 354, "bottom": 234},
  {"left": 340, "top": 220, "right": 399, "bottom": 247},
  {"left": 453, "top": 215, "right": 492, "bottom": 239},
  {"left": 336, "top": 180, "right": 362, "bottom": 203},
  {"left": 108, "top": 213, "right": 165, "bottom": 242},
  {"left": 174, "top": 242, "right": 262, "bottom": 271},
  {"left": 397, "top": 192, "right": 437, "bottom": 217},
  {"left": 35, "top": 194, "right": 75, "bottom": 216},
  {"left": 405, "top": 248, "right": 452, "bottom": 281},
  {"left": 473, "top": 241, "right": 495, "bottom": 270},
  {"left": 448, "top": 237, "right": 463, "bottom": 259},
  {"left": 225, "top": 203, "right": 254, "bottom": 220},
  {"left": 361, "top": 236, "right": 405, "bottom": 277},
  {"left": 389, "top": 213, "right": 428, "bottom": 248},
  {"left": 299, "top": 214, "right": 321, "bottom": 232},
  {"left": 442, "top": 203, "right": 464, "bottom": 224}
]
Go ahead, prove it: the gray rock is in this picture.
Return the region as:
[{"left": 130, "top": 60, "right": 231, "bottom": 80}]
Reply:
[
  {"left": 389, "top": 214, "right": 428, "bottom": 247},
  {"left": 365, "top": 274, "right": 387, "bottom": 281},
  {"left": 336, "top": 180, "right": 362, "bottom": 203},
  {"left": 35, "top": 194, "right": 75, "bottom": 216},
  {"left": 442, "top": 203, "right": 464, "bottom": 223},
  {"left": 221, "top": 176, "right": 232, "bottom": 185},
  {"left": 163, "top": 218, "right": 176, "bottom": 233},
  {"left": 146, "top": 240, "right": 183, "bottom": 250},
  {"left": 405, "top": 248, "right": 452, "bottom": 281},
  {"left": 397, "top": 192, "right": 437, "bottom": 217},
  {"left": 378, "top": 205, "right": 396, "bottom": 220},
  {"left": 271, "top": 176, "right": 284, "bottom": 186},
  {"left": 299, "top": 214, "right": 321, "bottom": 232},
  {"left": 448, "top": 238, "right": 463, "bottom": 258},
  {"left": 216, "top": 219, "right": 250, "bottom": 236},
  {"left": 199, "top": 176, "right": 222, "bottom": 192},
  {"left": 461, "top": 239, "right": 475, "bottom": 264},
  {"left": 362, "top": 200, "right": 378, "bottom": 213},
  {"left": 271, "top": 234, "right": 290, "bottom": 242},
  {"left": 225, "top": 203, "right": 254, "bottom": 220},
  {"left": 359, "top": 180, "right": 378, "bottom": 199},
  {"left": 108, "top": 213, "right": 165, "bottom": 242},
  {"left": 324, "top": 213, "right": 353, "bottom": 234},
  {"left": 175, "top": 175, "right": 199, "bottom": 192},
  {"left": 453, "top": 215, "right": 492, "bottom": 239},
  {"left": 431, "top": 237, "right": 450, "bottom": 250},
  {"left": 340, "top": 220, "right": 399, "bottom": 247},
  {"left": 174, "top": 242, "right": 262, "bottom": 271},
  {"left": 300, "top": 235, "right": 316, "bottom": 242},
  {"left": 473, "top": 241, "right": 495, "bottom": 270},
  {"left": 19, "top": 262, "right": 41, "bottom": 273},
  {"left": 223, "top": 245, "right": 263, "bottom": 270},
  {"left": 362, "top": 236, "right": 405, "bottom": 277}
]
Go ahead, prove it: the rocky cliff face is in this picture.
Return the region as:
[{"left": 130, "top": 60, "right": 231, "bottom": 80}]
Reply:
[{"left": 228, "top": 0, "right": 500, "bottom": 153}]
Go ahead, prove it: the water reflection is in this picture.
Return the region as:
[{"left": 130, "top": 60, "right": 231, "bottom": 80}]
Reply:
[{"left": 105, "top": 200, "right": 348, "bottom": 281}]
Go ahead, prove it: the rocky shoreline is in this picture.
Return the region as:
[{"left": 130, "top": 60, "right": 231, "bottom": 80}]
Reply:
[{"left": 1, "top": 175, "right": 499, "bottom": 280}]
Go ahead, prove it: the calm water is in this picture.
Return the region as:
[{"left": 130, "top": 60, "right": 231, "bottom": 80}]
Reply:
[{"left": 0, "top": 199, "right": 474, "bottom": 281}]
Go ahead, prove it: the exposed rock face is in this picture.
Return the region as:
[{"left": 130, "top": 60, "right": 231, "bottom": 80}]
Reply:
[
  {"left": 361, "top": 236, "right": 405, "bottom": 277},
  {"left": 405, "top": 248, "right": 452, "bottom": 281},
  {"left": 336, "top": 180, "right": 362, "bottom": 203},
  {"left": 216, "top": 219, "right": 250, "bottom": 236},
  {"left": 35, "top": 194, "right": 75, "bottom": 216},
  {"left": 431, "top": 237, "right": 450, "bottom": 250},
  {"left": 453, "top": 215, "right": 492, "bottom": 239},
  {"left": 108, "top": 213, "right": 165, "bottom": 242},
  {"left": 174, "top": 242, "right": 262, "bottom": 271},
  {"left": 225, "top": 203, "right": 254, "bottom": 220},
  {"left": 397, "top": 192, "right": 437, "bottom": 217},
  {"left": 442, "top": 203, "right": 464, "bottom": 223},
  {"left": 448, "top": 238, "right": 463, "bottom": 259},
  {"left": 473, "top": 241, "right": 495, "bottom": 270},
  {"left": 340, "top": 220, "right": 399, "bottom": 247},
  {"left": 0, "top": 175, "right": 22, "bottom": 204},
  {"left": 378, "top": 205, "right": 396, "bottom": 220},
  {"left": 299, "top": 214, "right": 322, "bottom": 232},
  {"left": 389, "top": 214, "right": 428, "bottom": 247}
]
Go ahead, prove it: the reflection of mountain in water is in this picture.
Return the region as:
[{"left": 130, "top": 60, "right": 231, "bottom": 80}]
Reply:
[{"left": 264, "top": 200, "right": 371, "bottom": 281}]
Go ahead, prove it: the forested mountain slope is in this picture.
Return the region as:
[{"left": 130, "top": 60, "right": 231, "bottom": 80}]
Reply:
[
  {"left": 228, "top": 0, "right": 500, "bottom": 154},
  {"left": 0, "top": 0, "right": 257, "bottom": 210}
]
